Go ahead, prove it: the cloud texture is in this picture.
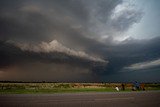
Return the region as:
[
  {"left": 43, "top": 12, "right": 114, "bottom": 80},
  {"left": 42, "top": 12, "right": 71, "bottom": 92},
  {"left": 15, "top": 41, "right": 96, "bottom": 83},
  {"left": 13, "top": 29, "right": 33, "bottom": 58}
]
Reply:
[{"left": 0, "top": 0, "right": 160, "bottom": 82}]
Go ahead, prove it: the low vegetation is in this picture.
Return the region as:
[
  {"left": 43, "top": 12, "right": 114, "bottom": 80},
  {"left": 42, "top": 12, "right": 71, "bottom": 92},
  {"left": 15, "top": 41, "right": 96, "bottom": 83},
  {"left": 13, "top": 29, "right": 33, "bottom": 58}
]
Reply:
[{"left": 0, "top": 82, "right": 159, "bottom": 94}]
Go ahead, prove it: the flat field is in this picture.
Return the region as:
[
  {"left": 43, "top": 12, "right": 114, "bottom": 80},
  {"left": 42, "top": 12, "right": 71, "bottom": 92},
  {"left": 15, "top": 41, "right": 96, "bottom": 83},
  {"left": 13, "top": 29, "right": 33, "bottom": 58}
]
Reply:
[{"left": 0, "top": 82, "right": 159, "bottom": 94}]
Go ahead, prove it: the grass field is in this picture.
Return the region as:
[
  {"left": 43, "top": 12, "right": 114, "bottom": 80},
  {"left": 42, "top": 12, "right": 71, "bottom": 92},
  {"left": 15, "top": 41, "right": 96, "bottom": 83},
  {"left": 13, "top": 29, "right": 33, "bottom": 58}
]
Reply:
[{"left": 0, "top": 83, "right": 159, "bottom": 94}]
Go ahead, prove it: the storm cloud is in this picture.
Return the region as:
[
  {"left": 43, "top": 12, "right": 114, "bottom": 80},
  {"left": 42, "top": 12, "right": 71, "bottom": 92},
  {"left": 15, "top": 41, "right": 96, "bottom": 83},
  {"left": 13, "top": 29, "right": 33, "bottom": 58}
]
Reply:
[
  {"left": 124, "top": 59, "right": 160, "bottom": 71},
  {"left": 0, "top": 0, "right": 142, "bottom": 44},
  {"left": 0, "top": 0, "right": 160, "bottom": 82}
]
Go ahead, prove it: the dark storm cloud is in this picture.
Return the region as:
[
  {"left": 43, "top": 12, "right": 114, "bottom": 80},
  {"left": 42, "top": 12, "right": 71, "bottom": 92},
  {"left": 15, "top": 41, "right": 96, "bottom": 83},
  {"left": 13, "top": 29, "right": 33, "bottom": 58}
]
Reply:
[
  {"left": 0, "top": 41, "right": 106, "bottom": 67},
  {"left": 0, "top": 36, "right": 160, "bottom": 82},
  {"left": 0, "top": 0, "right": 159, "bottom": 82},
  {"left": 0, "top": 0, "right": 143, "bottom": 55},
  {"left": 0, "top": 0, "right": 141, "bottom": 45},
  {"left": 0, "top": 40, "right": 106, "bottom": 82},
  {"left": 92, "top": 37, "right": 160, "bottom": 75},
  {"left": 86, "top": 37, "right": 160, "bottom": 82}
]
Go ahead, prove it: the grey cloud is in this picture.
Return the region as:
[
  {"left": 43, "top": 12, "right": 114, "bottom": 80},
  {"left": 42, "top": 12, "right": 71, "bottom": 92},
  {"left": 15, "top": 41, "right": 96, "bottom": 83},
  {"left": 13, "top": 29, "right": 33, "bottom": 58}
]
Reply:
[
  {"left": 0, "top": 0, "right": 141, "bottom": 45},
  {"left": 0, "top": 41, "right": 106, "bottom": 67},
  {"left": 124, "top": 58, "right": 160, "bottom": 71},
  {"left": 87, "top": 37, "right": 160, "bottom": 75},
  {"left": 110, "top": 6, "right": 143, "bottom": 32},
  {"left": 85, "top": 0, "right": 143, "bottom": 41},
  {"left": 1, "top": 36, "right": 160, "bottom": 82},
  {"left": 13, "top": 40, "right": 106, "bottom": 63},
  {"left": 0, "top": 40, "right": 107, "bottom": 82},
  {"left": 89, "top": 37, "right": 160, "bottom": 82},
  {"left": 0, "top": 0, "right": 159, "bottom": 82},
  {"left": 0, "top": 40, "right": 107, "bottom": 80}
]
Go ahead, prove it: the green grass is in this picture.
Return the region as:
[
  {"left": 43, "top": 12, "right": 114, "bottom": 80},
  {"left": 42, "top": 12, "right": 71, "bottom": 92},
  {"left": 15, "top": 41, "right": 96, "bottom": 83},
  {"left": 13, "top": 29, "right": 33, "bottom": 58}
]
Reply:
[
  {"left": 0, "top": 83, "right": 159, "bottom": 94},
  {"left": 0, "top": 88, "right": 129, "bottom": 94}
]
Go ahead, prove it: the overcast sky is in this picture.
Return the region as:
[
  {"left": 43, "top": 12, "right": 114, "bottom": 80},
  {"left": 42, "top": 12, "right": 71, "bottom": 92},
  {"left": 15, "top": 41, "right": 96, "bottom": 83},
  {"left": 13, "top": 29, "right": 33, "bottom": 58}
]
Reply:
[{"left": 0, "top": 0, "right": 160, "bottom": 82}]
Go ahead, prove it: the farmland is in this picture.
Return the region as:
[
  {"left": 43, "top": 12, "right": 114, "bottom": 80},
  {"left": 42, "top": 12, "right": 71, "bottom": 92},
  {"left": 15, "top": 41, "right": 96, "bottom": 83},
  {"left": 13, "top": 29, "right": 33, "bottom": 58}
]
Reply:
[{"left": 0, "top": 82, "right": 160, "bottom": 94}]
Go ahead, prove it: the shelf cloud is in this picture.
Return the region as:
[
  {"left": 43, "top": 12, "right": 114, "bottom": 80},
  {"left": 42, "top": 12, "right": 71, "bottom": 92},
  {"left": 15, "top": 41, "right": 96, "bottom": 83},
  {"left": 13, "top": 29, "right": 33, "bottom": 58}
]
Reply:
[
  {"left": 15, "top": 40, "right": 106, "bottom": 63},
  {"left": 0, "top": 0, "right": 160, "bottom": 82}
]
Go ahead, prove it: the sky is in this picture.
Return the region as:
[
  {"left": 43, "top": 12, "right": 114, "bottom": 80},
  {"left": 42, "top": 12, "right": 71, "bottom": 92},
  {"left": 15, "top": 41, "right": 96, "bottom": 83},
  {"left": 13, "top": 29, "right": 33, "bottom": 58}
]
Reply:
[{"left": 0, "top": 0, "right": 160, "bottom": 82}]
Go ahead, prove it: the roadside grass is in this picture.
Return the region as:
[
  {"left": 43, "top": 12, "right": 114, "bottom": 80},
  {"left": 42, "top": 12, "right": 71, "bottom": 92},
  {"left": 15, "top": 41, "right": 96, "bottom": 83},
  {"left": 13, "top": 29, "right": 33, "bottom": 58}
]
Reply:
[
  {"left": 0, "top": 83, "right": 159, "bottom": 94},
  {"left": 0, "top": 88, "right": 131, "bottom": 94}
]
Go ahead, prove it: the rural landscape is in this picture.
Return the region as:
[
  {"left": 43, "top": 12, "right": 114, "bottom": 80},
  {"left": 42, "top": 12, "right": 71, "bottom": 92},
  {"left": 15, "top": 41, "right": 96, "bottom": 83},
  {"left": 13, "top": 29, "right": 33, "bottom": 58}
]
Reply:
[
  {"left": 0, "top": 82, "right": 159, "bottom": 94},
  {"left": 0, "top": 0, "right": 160, "bottom": 106}
]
